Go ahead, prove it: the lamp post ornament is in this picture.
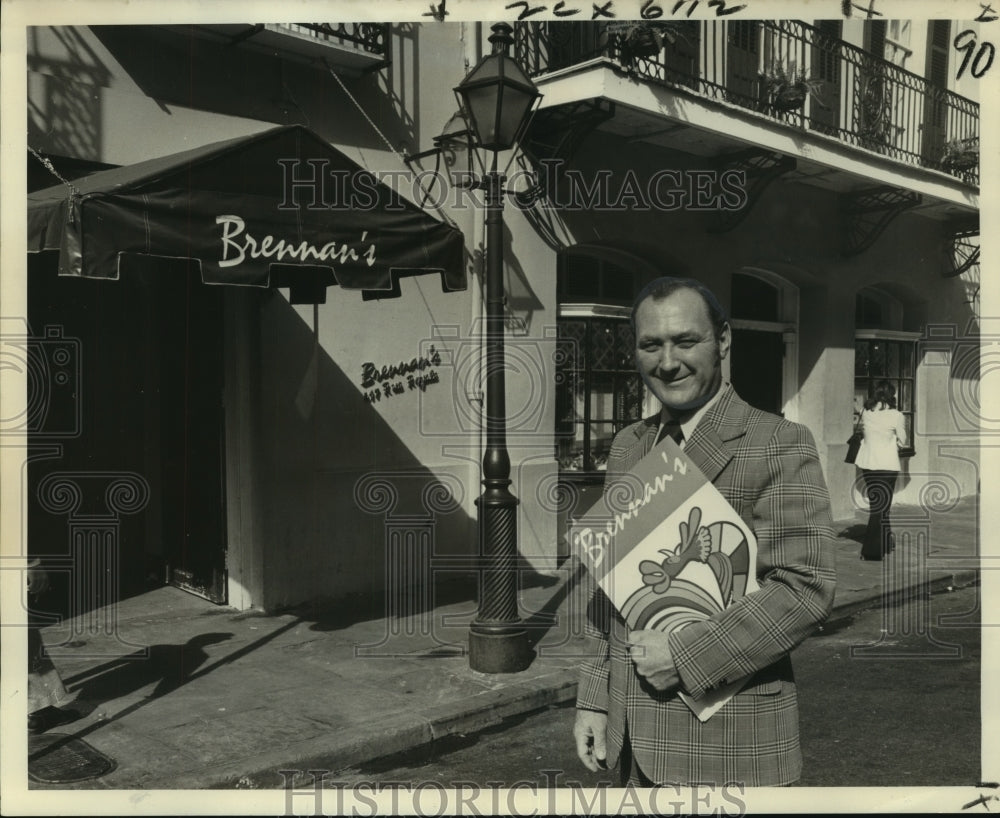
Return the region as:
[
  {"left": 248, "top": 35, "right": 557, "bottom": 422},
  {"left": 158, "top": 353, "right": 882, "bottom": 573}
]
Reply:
[{"left": 455, "top": 22, "right": 540, "bottom": 673}]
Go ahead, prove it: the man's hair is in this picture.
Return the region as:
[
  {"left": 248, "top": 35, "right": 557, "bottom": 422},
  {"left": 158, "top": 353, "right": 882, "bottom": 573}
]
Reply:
[
  {"left": 630, "top": 276, "right": 729, "bottom": 338},
  {"left": 865, "top": 379, "right": 897, "bottom": 410}
]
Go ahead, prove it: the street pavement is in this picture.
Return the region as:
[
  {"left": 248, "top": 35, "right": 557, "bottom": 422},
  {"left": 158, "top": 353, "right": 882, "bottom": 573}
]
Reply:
[
  {"left": 315, "top": 584, "right": 980, "bottom": 790},
  {"left": 20, "top": 499, "right": 980, "bottom": 791}
]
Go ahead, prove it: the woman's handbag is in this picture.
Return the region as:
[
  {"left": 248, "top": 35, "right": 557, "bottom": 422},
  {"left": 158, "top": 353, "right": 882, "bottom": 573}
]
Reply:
[{"left": 845, "top": 418, "right": 863, "bottom": 464}]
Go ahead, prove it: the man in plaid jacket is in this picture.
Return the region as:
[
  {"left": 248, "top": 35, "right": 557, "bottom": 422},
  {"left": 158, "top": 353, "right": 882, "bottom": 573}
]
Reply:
[{"left": 574, "top": 277, "right": 836, "bottom": 787}]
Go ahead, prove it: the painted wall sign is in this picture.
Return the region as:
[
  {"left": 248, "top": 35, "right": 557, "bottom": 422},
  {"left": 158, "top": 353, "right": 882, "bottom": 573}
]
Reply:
[{"left": 361, "top": 346, "right": 443, "bottom": 403}]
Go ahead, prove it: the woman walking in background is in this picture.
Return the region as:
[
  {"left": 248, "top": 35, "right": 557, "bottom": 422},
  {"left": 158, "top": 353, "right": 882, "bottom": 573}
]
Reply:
[{"left": 855, "top": 380, "right": 907, "bottom": 561}]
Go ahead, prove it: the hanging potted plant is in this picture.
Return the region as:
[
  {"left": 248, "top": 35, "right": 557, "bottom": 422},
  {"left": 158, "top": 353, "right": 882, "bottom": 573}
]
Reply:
[
  {"left": 607, "top": 21, "right": 689, "bottom": 66},
  {"left": 942, "top": 136, "right": 979, "bottom": 171},
  {"left": 762, "top": 59, "right": 823, "bottom": 112}
]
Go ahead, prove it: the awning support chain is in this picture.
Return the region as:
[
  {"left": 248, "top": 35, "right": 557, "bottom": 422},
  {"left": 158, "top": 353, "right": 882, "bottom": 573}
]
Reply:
[
  {"left": 324, "top": 61, "right": 406, "bottom": 165},
  {"left": 29, "top": 145, "right": 82, "bottom": 200},
  {"left": 323, "top": 60, "right": 457, "bottom": 226},
  {"left": 29, "top": 145, "right": 83, "bottom": 226}
]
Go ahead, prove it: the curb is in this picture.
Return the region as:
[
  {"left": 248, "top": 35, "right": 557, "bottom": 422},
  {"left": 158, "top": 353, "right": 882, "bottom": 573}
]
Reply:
[
  {"left": 182, "top": 672, "right": 580, "bottom": 790},
  {"left": 821, "top": 568, "right": 979, "bottom": 629}
]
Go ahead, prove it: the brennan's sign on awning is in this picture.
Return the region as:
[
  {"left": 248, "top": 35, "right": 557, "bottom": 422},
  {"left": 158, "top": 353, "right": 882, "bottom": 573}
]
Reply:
[{"left": 27, "top": 124, "right": 466, "bottom": 300}]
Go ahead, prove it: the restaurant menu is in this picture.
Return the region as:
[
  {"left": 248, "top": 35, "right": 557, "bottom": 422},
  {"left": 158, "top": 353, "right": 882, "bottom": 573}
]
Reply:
[{"left": 567, "top": 435, "right": 759, "bottom": 721}]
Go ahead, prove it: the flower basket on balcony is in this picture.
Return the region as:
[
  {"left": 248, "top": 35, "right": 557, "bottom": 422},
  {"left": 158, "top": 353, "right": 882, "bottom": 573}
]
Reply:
[
  {"left": 607, "top": 21, "right": 689, "bottom": 66},
  {"left": 773, "top": 86, "right": 808, "bottom": 111},
  {"left": 942, "top": 137, "right": 979, "bottom": 171},
  {"left": 762, "top": 60, "right": 823, "bottom": 112},
  {"left": 624, "top": 26, "right": 663, "bottom": 57}
]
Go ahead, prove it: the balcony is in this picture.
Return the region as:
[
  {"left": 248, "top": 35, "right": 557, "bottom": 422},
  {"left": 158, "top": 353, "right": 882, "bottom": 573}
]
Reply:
[
  {"left": 180, "top": 23, "right": 390, "bottom": 75},
  {"left": 515, "top": 20, "right": 979, "bottom": 187}
]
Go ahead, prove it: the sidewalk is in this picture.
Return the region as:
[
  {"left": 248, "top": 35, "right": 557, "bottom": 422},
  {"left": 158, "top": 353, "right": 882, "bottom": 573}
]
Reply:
[{"left": 28, "top": 501, "right": 979, "bottom": 790}]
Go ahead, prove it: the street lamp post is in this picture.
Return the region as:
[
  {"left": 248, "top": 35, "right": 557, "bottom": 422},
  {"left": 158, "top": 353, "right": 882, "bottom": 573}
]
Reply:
[{"left": 455, "top": 22, "right": 541, "bottom": 673}]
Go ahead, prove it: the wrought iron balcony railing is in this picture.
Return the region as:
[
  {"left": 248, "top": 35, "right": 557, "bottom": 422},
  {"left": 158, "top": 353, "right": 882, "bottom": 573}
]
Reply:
[
  {"left": 515, "top": 20, "right": 979, "bottom": 185},
  {"left": 273, "top": 23, "right": 389, "bottom": 56}
]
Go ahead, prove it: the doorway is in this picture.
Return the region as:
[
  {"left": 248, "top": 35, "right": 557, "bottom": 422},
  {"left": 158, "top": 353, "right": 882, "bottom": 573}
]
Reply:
[
  {"left": 26, "top": 256, "right": 228, "bottom": 611},
  {"left": 152, "top": 263, "right": 228, "bottom": 603},
  {"left": 727, "top": 269, "right": 798, "bottom": 419}
]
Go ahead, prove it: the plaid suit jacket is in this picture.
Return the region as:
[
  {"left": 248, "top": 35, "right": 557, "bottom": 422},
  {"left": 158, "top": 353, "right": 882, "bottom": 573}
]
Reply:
[{"left": 576, "top": 385, "right": 836, "bottom": 786}]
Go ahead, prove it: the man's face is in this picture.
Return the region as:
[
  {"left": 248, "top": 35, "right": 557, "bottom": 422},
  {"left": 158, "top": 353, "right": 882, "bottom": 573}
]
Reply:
[{"left": 634, "top": 287, "right": 731, "bottom": 413}]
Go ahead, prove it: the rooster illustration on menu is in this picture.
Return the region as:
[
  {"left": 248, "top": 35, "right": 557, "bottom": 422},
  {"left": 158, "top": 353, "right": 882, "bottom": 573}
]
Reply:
[{"left": 638, "top": 506, "right": 734, "bottom": 605}]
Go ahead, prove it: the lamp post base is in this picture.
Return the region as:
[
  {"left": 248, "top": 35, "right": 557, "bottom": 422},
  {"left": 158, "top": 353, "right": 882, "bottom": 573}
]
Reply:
[{"left": 468, "top": 625, "right": 531, "bottom": 673}]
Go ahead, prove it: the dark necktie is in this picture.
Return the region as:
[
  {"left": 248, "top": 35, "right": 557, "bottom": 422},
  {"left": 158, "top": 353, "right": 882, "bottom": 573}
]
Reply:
[{"left": 656, "top": 419, "right": 683, "bottom": 446}]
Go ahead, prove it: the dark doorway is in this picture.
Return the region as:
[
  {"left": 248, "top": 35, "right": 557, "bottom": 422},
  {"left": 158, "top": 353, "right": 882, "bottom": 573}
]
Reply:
[
  {"left": 150, "top": 262, "right": 228, "bottom": 603},
  {"left": 27, "top": 256, "right": 228, "bottom": 612},
  {"left": 730, "top": 328, "right": 784, "bottom": 416}
]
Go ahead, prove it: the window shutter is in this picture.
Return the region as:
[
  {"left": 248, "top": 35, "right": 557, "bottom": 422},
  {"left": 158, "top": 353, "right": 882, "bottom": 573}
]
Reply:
[
  {"left": 813, "top": 20, "right": 842, "bottom": 83},
  {"left": 866, "top": 19, "right": 887, "bottom": 59},
  {"left": 927, "top": 20, "right": 950, "bottom": 87}
]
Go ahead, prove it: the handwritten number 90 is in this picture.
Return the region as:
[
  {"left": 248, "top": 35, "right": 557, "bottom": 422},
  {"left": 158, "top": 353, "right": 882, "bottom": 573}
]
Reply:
[{"left": 954, "top": 29, "right": 995, "bottom": 80}]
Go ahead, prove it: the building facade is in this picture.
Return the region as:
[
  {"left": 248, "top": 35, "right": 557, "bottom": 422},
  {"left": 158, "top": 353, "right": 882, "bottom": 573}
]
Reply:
[{"left": 24, "top": 17, "right": 980, "bottom": 613}]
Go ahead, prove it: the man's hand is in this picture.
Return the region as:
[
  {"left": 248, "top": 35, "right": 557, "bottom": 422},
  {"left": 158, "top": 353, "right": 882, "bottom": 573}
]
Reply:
[
  {"left": 627, "top": 629, "right": 681, "bottom": 692},
  {"left": 574, "top": 709, "right": 608, "bottom": 772}
]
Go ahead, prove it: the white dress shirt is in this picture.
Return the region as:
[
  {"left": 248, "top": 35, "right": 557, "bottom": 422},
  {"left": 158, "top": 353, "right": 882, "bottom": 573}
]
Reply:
[{"left": 656, "top": 381, "right": 729, "bottom": 450}]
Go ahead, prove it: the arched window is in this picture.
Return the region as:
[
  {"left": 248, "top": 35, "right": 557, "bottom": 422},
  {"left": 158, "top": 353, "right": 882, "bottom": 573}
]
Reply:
[
  {"left": 557, "top": 252, "right": 642, "bottom": 304},
  {"left": 855, "top": 287, "right": 903, "bottom": 329},
  {"left": 731, "top": 271, "right": 780, "bottom": 321},
  {"left": 555, "top": 249, "right": 652, "bottom": 475},
  {"left": 728, "top": 269, "right": 799, "bottom": 419},
  {"left": 855, "top": 292, "right": 884, "bottom": 329}
]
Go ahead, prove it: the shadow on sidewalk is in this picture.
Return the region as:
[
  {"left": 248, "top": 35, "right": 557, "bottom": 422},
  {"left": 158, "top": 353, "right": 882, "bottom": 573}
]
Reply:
[
  {"left": 63, "top": 632, "right": 234, "bottom": 708},
  {"left": 31, "top": 620, "right": 304, "bottom": 768},
  {"left": 523, "top": 560, "right": 587, "bottom": 650},
  {"left": 291, "top": 560, "right": 568, "bottom": 641}
]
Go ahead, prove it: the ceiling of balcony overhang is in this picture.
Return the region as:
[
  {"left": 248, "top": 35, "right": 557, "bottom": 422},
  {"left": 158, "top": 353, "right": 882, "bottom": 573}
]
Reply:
[
  {"left": 574, "top": 102, "right": 978, "bottom": 222},
  {"left": 163, "top": 24, "right": 388, "bottom": 75}
]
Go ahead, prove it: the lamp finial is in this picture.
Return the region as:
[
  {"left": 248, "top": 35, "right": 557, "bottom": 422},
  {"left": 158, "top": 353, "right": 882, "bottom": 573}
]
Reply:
[{"left": 488, "top": 22, "right": 514, "bottom": 54}]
